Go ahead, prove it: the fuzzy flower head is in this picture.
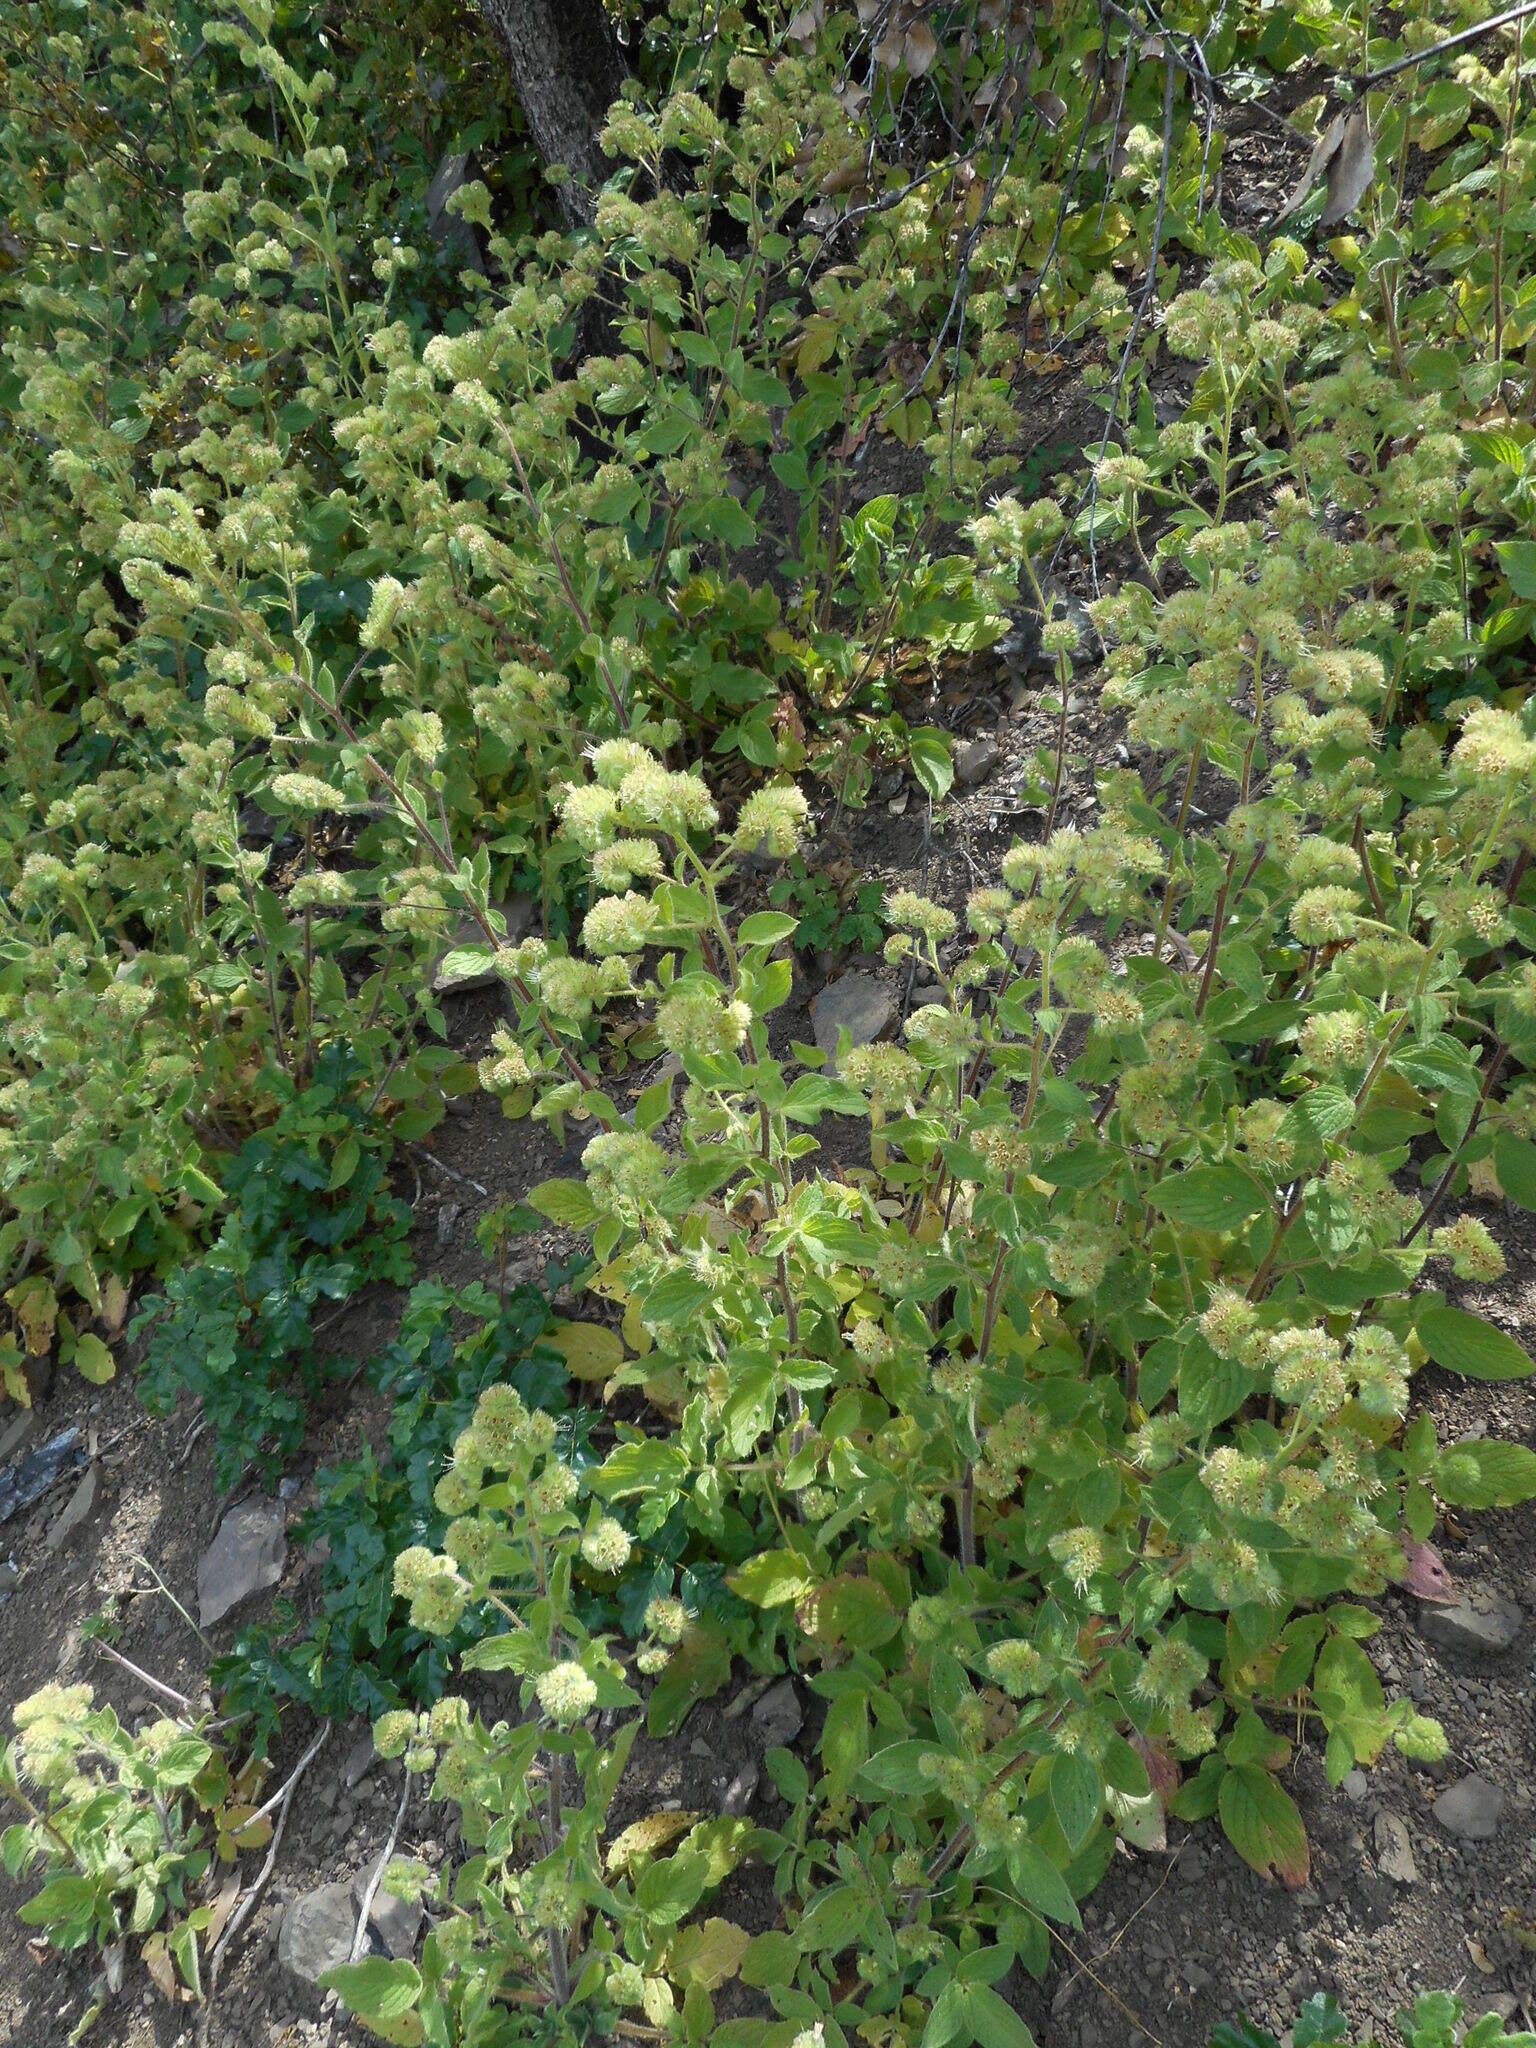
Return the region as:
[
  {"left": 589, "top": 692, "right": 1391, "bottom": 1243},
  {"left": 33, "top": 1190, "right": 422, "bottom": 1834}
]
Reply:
[
  {"left": 1289, "top": 885, "right": 1362, "bottom": 948},
  {"left": 616, "top": 758, "right": 718, "bottom": 837},
  {"left": 581, "top": 1517, "right": 633, "bottom": 1574},
  {"left": 656, "top": 984, "right": 752, "bottom": 1060},
  {"left": 535, "top": 1660, "right": 598, "bottom": 1725},
  {"left": 1451, "top": 705, "right": 1536, "bottom": 784},
  {"left": 886, "top": 890, "right": 957, "bottom": 946},
  {"left": 732, "top": 783, "right": 810, "bottom": 857},
  {"left": 1431, "top": 1214, "right": 1506, "bottom": 1282},
  {"left": 581, "top": 889, "right": 658, "bottom": 957}
]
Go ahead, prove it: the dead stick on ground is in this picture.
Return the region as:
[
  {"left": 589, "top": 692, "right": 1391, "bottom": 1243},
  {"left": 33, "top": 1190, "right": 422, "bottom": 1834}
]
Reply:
[{"left": 198, "top": 1726, "right": 331, "bottom": 2046}]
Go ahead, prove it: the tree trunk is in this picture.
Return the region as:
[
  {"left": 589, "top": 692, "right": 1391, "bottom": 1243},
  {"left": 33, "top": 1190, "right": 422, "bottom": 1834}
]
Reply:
[{"left": 474, "top": 0, "right": 626, "bottom": 228}]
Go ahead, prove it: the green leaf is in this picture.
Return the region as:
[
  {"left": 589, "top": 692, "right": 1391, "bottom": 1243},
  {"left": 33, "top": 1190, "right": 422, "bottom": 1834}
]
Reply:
[
  {"left": 1417, "top": 1299, "right": 1535, "bottom": 1382},
  {"left": 1217, "top": 1765, "right": 1309, "bottom": 1885},
  {"left": 1433, "top": 1438, "right": 1536, "bottom": 1508},
  {"left": 737, "top": 910, "right": 799, "bottom": 948},
  {"left": 527, "top": 1178, "right": 598, "bottom": 1229},
  {"left": 1312, "top": 1635, "right": 1388, "bottom": 1766},
  {"left": 322, "top": 1958, "right": 423, "bottom": 2030},
  {"left": 910, "top": 728, "right": 954, "bottom": 801},
  {"left": 1151, "top": 1163, "right": 1269, "bottom": 1231},
  {"left": 1495, "top": 538, "right": 1536, "bottom": 600},
  {"left": 965, "top": 1985, "right": 1039, "bottom": 2048},
  {"left": 647, "top": 1624, "right": 732, "bottom": 1738},
  {"left": 72, "top": 1333, "right": 115, "bottom": 1386},
  {"left": 1048, "top": 1751, "right": 1101, "bottom": 1853},
  {"left": 1494, "top": 1129, "right": 1536, "bottom": 1209},
  {"left": 726, "top": 1551, "right": 818, "bottom": 1607},
  {"left": 1006, "top": 1840, "right": 1082, "bottom": 1927}
]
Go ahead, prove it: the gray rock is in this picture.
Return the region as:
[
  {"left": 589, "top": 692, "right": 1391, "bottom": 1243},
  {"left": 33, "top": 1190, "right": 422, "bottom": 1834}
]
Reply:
[
  {"left": 954, "top": 735, "right": 1001, "bottom": 790},
  {"left": 721, "top": 1760, "right": 760, "bottom": 1816},
  {"left": 1373, "top": 1812, "right": 1418, "bottom": 1885},
  {"left": 277, "top": 1881, "right": 355, "bottom": 1986},
  {"left": 45, "top": 1465, "right": 100, "bottom": 1551},
  {"left": 343, "top": 1734, "right": 379, "bottom": 1790},
  {"left": 1341, "top": 1768, "right": 1370, "bottom": 1805},
  {"left": 197, "top": 1501, "right": 287, "bottom": 1628},
  {"left": 811, "top": 973, "right": 893, "bottom": 1075},
  {"left": 751, "top": 1677, "right": 803, "bottom": 1749},
  {"left": 1418, "top": 1584, "right": 1522, "bottom": 1661},
  {"left": 429, "top": 896, "right": 535, "bottom": 994},
  {"left": 1433, "top": 1773, "right": 1504, "bottom": 1841},
  {"left": 352, "top": 1862, "right": 423, "bottom": 1960}
]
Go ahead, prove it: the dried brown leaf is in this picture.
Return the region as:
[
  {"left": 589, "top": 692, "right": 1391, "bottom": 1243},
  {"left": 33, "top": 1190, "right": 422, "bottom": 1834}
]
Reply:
[{"left": 1320, "top": 109, "right": 1375, "bottom": 225}]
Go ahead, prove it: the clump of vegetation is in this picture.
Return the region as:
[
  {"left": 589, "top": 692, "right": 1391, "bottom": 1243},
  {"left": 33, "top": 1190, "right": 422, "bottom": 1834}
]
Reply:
[
  {"left": 1216, "top": 1992, "right": 1536, "bottom": 2048},
  {"left": 134, "top": 1051, "right": 412, "bottom": 1489},
  {"left": 1, "top": 1684, "right": 270, "bottom": 2019},
  {"left": 4, "top": 0, "right": 1536, "bottom": 2039}
]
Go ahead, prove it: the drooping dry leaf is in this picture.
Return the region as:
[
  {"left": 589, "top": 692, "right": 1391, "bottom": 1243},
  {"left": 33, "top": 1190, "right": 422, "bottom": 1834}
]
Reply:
[
  {"left": 1402, "top": 1536, "right": 1457, "bottom": 1604},
  {"left": 546, "top": 1319, "right": 625, "bottom": 1383},
  {"left": 873, "top": 25, "right": 905, "bottom": 68},
  {"left": 1030, "top": 89, "right": 1067, "bottom": 133},
  {"left": 903, "top": 18, "right": 939, "bottom": 75},
  {"left": 1278, "top": 111, "right": 1346, "bottom": 221},
  {"left": 855, "top": 0, "right": 883, "bottom": 20},
  {"left": 1320, "top": 109, "right": 1375, "bottom": 225},
  {"left": 786, "top": 0, "right": 823, "bottom": 45}
]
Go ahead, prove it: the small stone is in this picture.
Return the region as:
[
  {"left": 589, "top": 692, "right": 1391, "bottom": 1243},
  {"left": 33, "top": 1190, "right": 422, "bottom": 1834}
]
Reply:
[
  {"left": 721, "top": 1761, "right": 760, "bottom": 1816},
  {"left": 352, "top": 1863, "right": 423, "bottom": 1960},
  {"left": 436, "top": 1200, "right": 462, "bottom": 1249},
  {"left": 1373, "top": 1812, "right": 1418, "bottom": 1885},
  {"left": 1433, "top": 1774, "right": 1504, "bottom": 1841},
  {"left": 277, "top": 1882, "right": 355, "bottom": 1986},
  {"left": 954, "top": 735, "right": 1001, "bottom": 789},
  {"left": 811, "top": 973, "right": 894, "bottom": 1075},
  {"left": 1341, "top": 1768, "right": 1370, "bottom": 1805},
  {"left": 0, "top": 1411, "right": 36, "bottom": 1463},
  {"left": 45, "top": 1465, "right": 100, "bottom": 1551},
  {"left": 1418, "top": 1584, "right": 1522, "bottom": 1661},
  {"left": 751, "top": 1677, "right": 804, "bottom": 1749},
  {"left": 429, "top": 896, "right": 535, "bottom": 994},
  {"left": 197, "top": 1500, "right": 287, "bottom": 1628},
  {"left": 344, "top": 1735, "right": 379, "bottom": 1789}
]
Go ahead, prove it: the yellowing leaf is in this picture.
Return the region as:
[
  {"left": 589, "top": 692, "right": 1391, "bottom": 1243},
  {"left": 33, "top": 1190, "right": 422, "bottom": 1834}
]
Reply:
[
  {"left": 606, "top": 1809, "right": 699, "bottom": 1875},
  {"left": 546, "top": 1320, "right": 625, "bottom": 1382},
  {"left": 666, "top": 1916, "right": 750, "bottom": 1990},
  {"left": 73, "top": 1333, "right": 115, "bottom": 1385}
]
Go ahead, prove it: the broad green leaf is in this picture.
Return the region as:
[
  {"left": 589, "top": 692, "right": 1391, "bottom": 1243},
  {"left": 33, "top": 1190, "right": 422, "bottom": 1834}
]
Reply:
[
  {"left": 321, "top": 1958, "right": 422, "bottom": 2028},
  {"left": 1151, "top": 1164, "right": 1269, "bottom": 1231},
  {"left": 1048, "top": 1751, "right": 1101, "bottom": 1853},
  {"left": 910, "top": 728, "right": 954, "bottom": 801},
  {"left": 1417, "top": 1299, "right": 1535, "bottom": 1382},
  {"left": 647, "top": 1624, "right": 732, "bottom": 1737},
  {"left": 1495, "top": 538, "right": 1536, "bottom": 600},
  {"left": 726, "top": 1550, "right": 818, "bottom": 1607},
  {"left": 73, "top": 1333, "right": 115, "bottom": 1385},
  {"left": 1433, "top": 1438, "right": 1536, "bottom": 1508},
  {"left": 1217, "top": 1765, "right": 1309, "bottom": 1886},
  {"left": 527, "top": 1178, "right": 598, "bottom": 1229},
  {"left": 1494, "top": 1129, "right": 1536, "bottom": 1209},
  {"left": 1006, "top": 1840, "right": 1081, "bottom": 1927}
]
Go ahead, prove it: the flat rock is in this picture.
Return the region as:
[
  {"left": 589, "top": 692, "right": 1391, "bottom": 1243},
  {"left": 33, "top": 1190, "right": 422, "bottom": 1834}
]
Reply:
[
  {"left": 352, "top": 1862, "right": 423, "bottom": 1959},
  {"left": 429, "top": 896, "right": 535, "bottom": 994},
  {"left": 751, "top": 1677, "right": 804, "bottom": 1749},
  {"left": 197, "top": 1501, "right": 287, "bottom": 1628},
  {"left": 277, "top": 1881, "right": 355, "bottom": 1986},
  {"left": 45, "top": 1464, "right": 100, "bottom": 1551},
  {"left": 811, "top": 973, "right": 893, "bottom": 1075},
  {"left": 1433, "top": 1773, "right": 1504, "bottom": 1841},
  {"left": 1373, "top": 1811, "right": 1418, "bottom": 1885},
  {"left": 1417, "top": 1583, "right": 1522, "bottom": 1661},
  {"left": 721, "top": 1760, "right": 760, "bottom": 1816},
  {"left": 954, "top": 735, "right": 1001, "bottom": 789},
  {"left": 1341, "top": 1768, "right": 1370, "bottom": 1805}
]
